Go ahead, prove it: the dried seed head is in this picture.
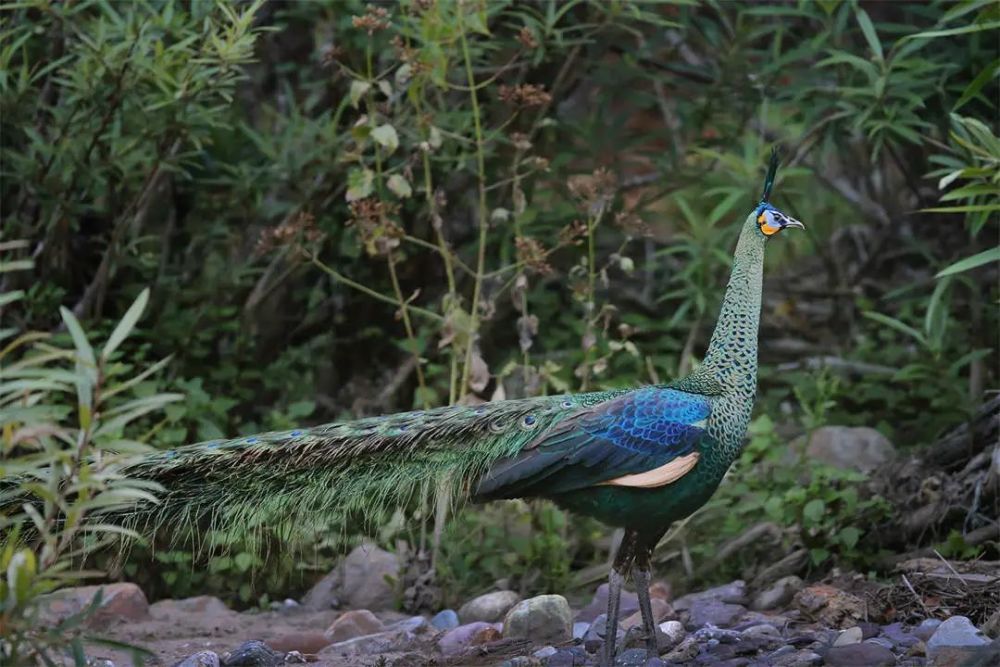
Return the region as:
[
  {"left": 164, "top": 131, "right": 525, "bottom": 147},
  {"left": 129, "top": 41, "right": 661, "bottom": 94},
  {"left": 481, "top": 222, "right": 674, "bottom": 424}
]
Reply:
[
  {"left": 517, "top": 26, "right": 539, "bottom": 49},
  {"left": 347, "top": 198, "right": 403, "bottom": 257},
  {"left": 255, "top": 212, "right": 321, "bottom": 257},
  {"left": 498, "top": 84, "right": 552, "bottom": 108},
  {"left": 515, "top": 236, "right": 553, "bottom": 276},
  {"left": 352, "top": 5, "right": 391, "bottom": 35},
  {"left": 614, "top": 211, "right": 650, "bottom": 237}
]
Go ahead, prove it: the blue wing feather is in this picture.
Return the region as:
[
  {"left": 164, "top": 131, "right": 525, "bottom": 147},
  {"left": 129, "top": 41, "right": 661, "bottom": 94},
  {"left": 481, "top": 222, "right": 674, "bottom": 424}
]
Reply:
[{"left": 475, "top": 387, "right": 711, "bottom": 499}]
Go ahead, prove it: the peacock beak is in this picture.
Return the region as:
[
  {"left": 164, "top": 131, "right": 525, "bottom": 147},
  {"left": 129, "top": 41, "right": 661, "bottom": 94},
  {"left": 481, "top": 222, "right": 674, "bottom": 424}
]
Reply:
[{"left": 782, "top": 217, "right": 805, "bottom": 230}]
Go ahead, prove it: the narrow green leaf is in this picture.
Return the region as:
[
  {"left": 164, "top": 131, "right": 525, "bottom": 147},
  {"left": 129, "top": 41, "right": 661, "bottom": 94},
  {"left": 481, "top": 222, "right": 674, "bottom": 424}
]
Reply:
[
  {"left": 935, "top": 247, "right": 1000, "bottom": 278},
  {"left": 855, "top": 9, "right": 883, "bottom": 61},
  {"left": 102, "top": 288, "right": 149, "bottom": 361},
  {"left": 955, "top": 58, "right": 999, "bottom": 111},
  {"left": 864, "top": 311, "right": 926, "bottom": 345},
  {"left": 59, "top": 308, "right": 96, "bottom": 368}
]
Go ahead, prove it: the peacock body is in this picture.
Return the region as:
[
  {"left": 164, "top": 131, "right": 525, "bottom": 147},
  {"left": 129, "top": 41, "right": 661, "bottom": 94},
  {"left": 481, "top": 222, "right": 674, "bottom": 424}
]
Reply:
[{"left": 119, "top": 150, "right": 804, "bottom": 666}]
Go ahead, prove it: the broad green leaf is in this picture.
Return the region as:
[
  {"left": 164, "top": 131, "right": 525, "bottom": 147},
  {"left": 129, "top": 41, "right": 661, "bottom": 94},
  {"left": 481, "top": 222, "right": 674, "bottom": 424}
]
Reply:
[
  {"left": 346, "top": 168, "right": 374, "bottom": 202},
  {"left": 387, "top": 174, "right": 412, "bottom": 198},
  {"left": 839, "top": 526, "right": 861, "bottom": 549},
  {"left": 371, "top": 124, "right": 399, "bottom": 154},
  {"left": 102, "top": 288, "right": 149, "bottom": 361},
  {"left": 935, "top": 247, "right": 1000, "bottom": 278},
  {"left": 803, "top": 498, "right": 825, "bottom": 524},
  {"left": 349, "top": 80, "right": 370, "bottom": 108}
]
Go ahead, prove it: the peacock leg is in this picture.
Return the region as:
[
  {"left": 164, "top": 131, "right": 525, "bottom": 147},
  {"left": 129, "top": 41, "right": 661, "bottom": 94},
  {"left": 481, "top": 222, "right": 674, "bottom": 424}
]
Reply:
[
  {"left": 632, "top": 539, "right": 659, "bottom": 658},
  {"left": 602, "top": 530, "right": 638, "bottom": 667}
]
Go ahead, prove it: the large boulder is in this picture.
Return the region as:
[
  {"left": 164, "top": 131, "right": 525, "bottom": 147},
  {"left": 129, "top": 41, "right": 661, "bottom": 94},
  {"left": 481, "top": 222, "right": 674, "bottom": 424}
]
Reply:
[
  {"left": 40, "top": 582, "right": 149, "bottom": 626},
  {"left": 798, "top": 426, "right": 895, "bottom": 473},
  {"left": 302, "top": 542, "right": 400, "bottom": 611},
  {"left": 503, "top": 594, "right": 573, "bottom": 643},
  {"left": 458, "top": 590, "right": 521, "bottom": 623}
]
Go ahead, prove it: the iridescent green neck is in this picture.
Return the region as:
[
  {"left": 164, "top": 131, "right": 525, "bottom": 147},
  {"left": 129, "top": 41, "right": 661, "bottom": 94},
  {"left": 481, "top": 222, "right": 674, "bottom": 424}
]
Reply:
[{"left": 702, "top": 212, "right": 766, "bottom": 400}]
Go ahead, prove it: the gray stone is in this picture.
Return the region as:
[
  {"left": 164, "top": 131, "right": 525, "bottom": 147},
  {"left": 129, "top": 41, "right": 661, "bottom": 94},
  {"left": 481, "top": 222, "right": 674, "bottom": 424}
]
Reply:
[
  {"left": 928, "top": 641, "right": 1000, "bottom": 667},
  {"left": 585, "top": 613, "right": 624, "bottom": 644},
  {"left": 771, "top": 649, "right": 823, "bottom": 667},
  {"left": 303, "top": 542, "right": 399, "bottom": 611},
  {"left": 740, "top": 623, "right": 781, "bottom": 639},
  {"left": 800, "top": 426, "right": 895, "bottom": 473},
  {"left": 915, "top": 618, "right": 942, "bottom": 641},
  {"left": 674, "top": 580, "right": 748, "bottom": 608},
  {"left": 573, "top": 621, "right": 590, "bottom": 640},
  {"left": 221, "top": 641, "right": 284, "bottom": 667},
  {"left": 152, "top": 596, "right": 231, "bottom": 618},
  {"left": 825, "top": 642, "right": 895, "bottom": 666},
  {"left": 614, "top": 648, "right": 649, "bottom": 667},
  {"left": 663, "top": 636, "right": 700, "bottom": 662},
  {"left": 174, "top": 651, "right": 220, "bottom": 667},
  {"left": 682, "top": 598, "right": 746, "bottom": 629},
  {"left": 926, "top": 616, "right": 989, "bottom": 659},
  {"left": 503, "top": 594, "right": 573, "bottom": 643},
  {"left": 576, "top": 583, "right": 639, "bottom": 622},
  {"left": 431, "top": 609, "right": 460, "bottom": 630},
  {"left": 41, "top": 582, "right": 150, "bottom": 626},
  {"left": 318, "top": 630, "right": 403, "bottom": 657},
  {"left": 546, "top": 648, "right": 592, "bottom": 667},
  {"left": 882, "top": 622, "right": 920, "bottom": 647},
  {"left": 533, "top": 645, "right": 558, "bottom": 659},
  {"left": 388, "top": 615, "right": 429, "bottom": 633},
  {"left": 751, "top": 576, "right": 802, "bottom": 611},
  {"left": 459, "top": 590, "right": 521, "bottom": 623},
  {"left": 867, "top": 637, "right": 895, "bottom": 651},
  {"left": 833, "top": 626, "right": 863, "bottom": 646},
  {"left": 659, "top": 620, "right": 686, "bottom": 648},
  {"left": 438, "top": 621, "right": 501, "bottom": 656}
]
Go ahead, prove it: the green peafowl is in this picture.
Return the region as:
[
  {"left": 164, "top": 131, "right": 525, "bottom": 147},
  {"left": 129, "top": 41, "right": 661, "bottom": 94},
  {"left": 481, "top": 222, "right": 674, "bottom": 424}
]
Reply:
[{"left": 121, "top": 150, "right": 803, "bottom": 665}]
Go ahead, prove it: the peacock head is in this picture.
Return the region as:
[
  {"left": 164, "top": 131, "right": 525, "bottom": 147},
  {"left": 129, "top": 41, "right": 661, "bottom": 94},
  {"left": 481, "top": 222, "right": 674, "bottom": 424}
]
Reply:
[{"left": 753, "top": 148, "right": 804, "bottom": 237}]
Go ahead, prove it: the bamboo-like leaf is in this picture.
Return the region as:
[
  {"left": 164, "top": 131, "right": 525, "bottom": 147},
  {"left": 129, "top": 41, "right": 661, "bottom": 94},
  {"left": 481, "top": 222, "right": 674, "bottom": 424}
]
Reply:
[
  {"left": 855, "top": 9, "right": 883, "bottom": 61},
  {"left": 863, "top": 311, "right": 926, "bottom": 345},
  {"left": 101, "top": 288, "right": 149, "bottom": 361},
  {"left": 935, "top": 247, "right": 1000, "bottom": 278}
]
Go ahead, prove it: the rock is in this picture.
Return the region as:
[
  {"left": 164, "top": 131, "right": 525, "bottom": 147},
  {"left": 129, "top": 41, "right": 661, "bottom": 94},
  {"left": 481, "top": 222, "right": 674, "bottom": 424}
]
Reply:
[
  {"left": 881, "top": 622, "right": 920, "bottom": 648},
  {"left": 303, "top": 542, "right": 399, "bottom": 611},
  {"left": 825, "top": 642, "right": 895, "bottom": 666},
  {"left": 663, "top": 636, "right": 699, "bottom": 662},
  {"left": 741, "top": 623, "right": 781, "bottom": 640},
  {"left": 318, "top": 631, "right": 401, "bottom": 657},
  {"left": 799, "top": 425, "right": 895, "bottom": 473},
  {"left": 832, "top": 626, "right": 863, "bottom": 646},
  {"left": 41, "top": 582, "right": 150, "bottom": 626},
  {"left": 926, "top": 616, "right": 990, "bottom": 659},
  {"left": 503, "top": 594, "right": 573, "bottom": 643},
  {"left": 438, "top": 622, "right": 502, "bottom": 656},
  {"left": 915, "top": 618, "right": 943, "bottom": 641},
  {"left": 324, "top": 609, "right": 384, "bottom": 642},
  {"left": 613, "top": 647, "right": 650, "bottom": 666},
  {"left": 459, "top": 590, "right": 521, "bottom": 623},
  {"left": 585, "top": 613, "right": 623, "bottom": 645},
  {"left": 533, "top": 645, "right": 558, "bottom": 659},
  {"left": 659, "top": 620, "right": 686, "bottom": 647},
  {"left": 681, "top": 598, "right": 746, "bottom": 629},
  {"left": 576, "top": 583, "right": 639, "bottom": 622},
  {"left": 770, "top": 649, "right": 823, "bottom": 667},
  {"left": 265, "top": 631, "right": 331, "bottom": 655},
  {"left": 387, "top": 615, "right": 429, "bottom": 634},
  {"left": 929, "top": 641, "right": 1000, "bottom": 667},
  {"left": 620, "top": 598, "right": 675, "bottom": 630},
  {"left": 151, "top": 595, "right": 231, "bottom": 618},
  {"left": 573, "top": 621, "right": 590, "bottom": 640},
  {"left": 649, "top": 581, "right": 672, "bottom": 601},
  {"left": 546, "top": 647, "right": 591, "bottom": 666},
  {"left": 792, "top": 584, "right": 864, "bottom": 628},
  {"left": 174, "top": 651, "right": 221, "bottom": 667},
  {"left": 674, "top": 580, "right": 747, "bottom": 607},
  {"left": 222, "top": 640, "right": 284, "bottom": 667},
  {"left": 751, "top": 576, "right": 802, "bottom": 611},
  {"left": 431, "top": 609, "right": 460, "bottom": 630}
]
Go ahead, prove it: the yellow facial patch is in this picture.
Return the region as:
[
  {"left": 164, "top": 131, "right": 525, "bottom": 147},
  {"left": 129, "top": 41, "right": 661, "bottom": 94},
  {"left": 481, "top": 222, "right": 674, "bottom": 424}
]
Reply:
[{"left": 761, "top": 221, "right": 780, "bottom": 235}]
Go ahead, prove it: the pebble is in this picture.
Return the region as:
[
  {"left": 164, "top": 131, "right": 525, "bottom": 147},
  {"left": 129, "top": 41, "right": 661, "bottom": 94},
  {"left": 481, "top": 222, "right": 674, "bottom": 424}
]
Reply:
[
  {"left": 431, "top": 608, "right": 460, "bottom": 630},
  {"left": 221, "top": 640, "right": 284, "bottom": 667},
  {"left": 323, "top": 609, "right": 384, "bottom": 642},
  {"left": 175, "top": 651, "right": 221, "bottom": 667},
  {"left": 265, "top": 631, "right": 331, "bottom": 654},
  {"left": 882, "top": 621, "right": 921, "bottom": 647},
  {"left": 503, "top": 594, "right": 573, "bottom": 643},
  {"left": 573, "top": 621, "right": 590, "bottom": 640},
  {"left": 620, "top": 598, "right": 674, "bottom": 629},
  {"left": 926, "top": 615, "right": 990, "bottom": 659},
  {"left": 318, "top": 631, "right": 400, "bottom": 657},
  {"left": 533, "top": 645, "right": 558, "bottom": 658},
  {"left": 825, "top": 642, "right": 895, "bottom": 666},
  {"left": 614, "top": 648, "right": 650, "bottom": 666},
  {"left": 914, "top": 618, "right": 943, "bottom": 641},
  {"left": 545, "top": 647, "right": 591, "bottom": 666},
  {"left": 577, "top": 583, "right": 639, "bottom": 623},
  {"left": 770, "top": 649, "right": 823, "bottom": 667},
  {"left": 832, "top": 626, "right": 862, "bottom": 646},
  {"left": 459, "top": 590, "right": 521, "bottom": 623},
  {"left": 658, "top": 620, "right": 686, "bottom": 647},
  {"left": 388, "top": 615, "right": 429, "bottom": 633},
  {"left": 438, "top": 621, "right": 501, "bottom": 656}
]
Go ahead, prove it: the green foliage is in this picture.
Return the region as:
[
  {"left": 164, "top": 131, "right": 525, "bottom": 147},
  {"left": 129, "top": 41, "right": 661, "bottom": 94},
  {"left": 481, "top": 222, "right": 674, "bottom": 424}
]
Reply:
[{"left": 0, "top": 283, "right": 171, "bottom": 664}]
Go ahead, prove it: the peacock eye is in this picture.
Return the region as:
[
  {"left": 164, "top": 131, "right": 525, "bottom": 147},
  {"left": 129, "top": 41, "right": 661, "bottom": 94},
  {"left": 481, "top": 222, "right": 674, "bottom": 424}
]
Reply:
[
  {"left": 521, "top": 414, "right": 538, "bottom": 429},
  {"left": 561, "top": 400, "right": 574, "bottom": 409}
]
